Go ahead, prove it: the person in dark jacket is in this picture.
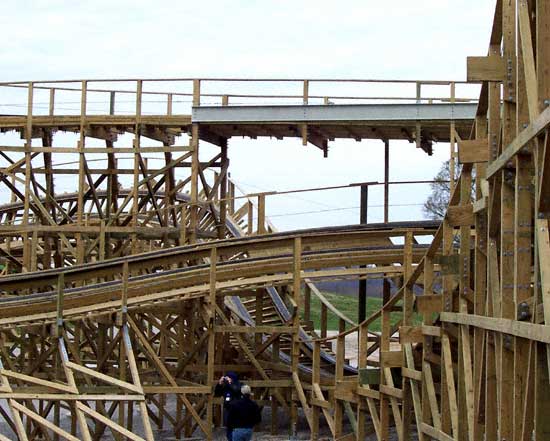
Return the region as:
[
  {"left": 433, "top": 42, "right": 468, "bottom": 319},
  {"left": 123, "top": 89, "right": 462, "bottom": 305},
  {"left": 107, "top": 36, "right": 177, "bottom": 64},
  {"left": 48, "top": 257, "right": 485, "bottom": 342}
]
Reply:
[
  {"left": 226, "top": 385, "right": 261, "bottom": 441},
  {"left": 214, "top": 371, "right": 242, "bottom": 441}
]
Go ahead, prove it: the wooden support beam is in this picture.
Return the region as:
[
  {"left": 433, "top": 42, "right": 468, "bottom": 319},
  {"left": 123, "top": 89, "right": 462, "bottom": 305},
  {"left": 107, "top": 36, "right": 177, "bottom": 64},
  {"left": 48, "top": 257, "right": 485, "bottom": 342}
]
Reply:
[
  {"left": 458, "top": 139, "right": 490, "bottom": 164},
  {"left": 467, "top": 56, "right": 506, "bottom": 82}
]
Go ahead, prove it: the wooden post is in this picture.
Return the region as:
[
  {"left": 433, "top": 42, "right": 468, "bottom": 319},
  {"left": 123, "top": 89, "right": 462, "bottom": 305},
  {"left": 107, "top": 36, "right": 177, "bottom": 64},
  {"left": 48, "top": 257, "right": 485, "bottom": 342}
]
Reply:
[
  {"left": 167, "top": 93, "right": 173, "bottom": 115},
  {"left": 303, "top": 80, "right": 309, "bottom": 105},
  {"left": 271, "top": 336, "right": 280, "bottom": 435},
  {"left": 535, "top": 2, "right": 550, "bottom": 439},
  {"left": 257, "top": 194, "right": 266, "bottom": 234},
  {"left": 384, "top": 140, "right": 390, "bottom": 223},
  {"left": 193, "top": 79, "right": 201, "bottom": 107},
  {"left": 76, "top": 80, "right": 87, "bottom": 264},
  {"left": 49, "top": 88, "right": 55, "bottom": 116},
  {"left": 311, "top": 340, "right": 321, "bottom": 440},
  {"left": 56, "top": 273, "right": 64, "bottom": 337},
  {"left": 206, "top": 247, "right": 216, "bottom": 440},
  {"left": 320, "top": 304, "right": 327, "bottom": 339},
  {"left": 498, "top": 3, "right": 516, "bottom": 440},
  {"left": 228, "top": 180, "right": 235, "bottom": 215},
  {"left": 290, "top": 237, "right": 301, "bottom": 436},
  {"left": 357, "top": 321, "right": 368, "bottom": 440},
  {"left": 22, "top": 82, "right": 33, "bottom": 271},
  {"left": 449, "top": 82, "right": 457, "bottom": 195},
  {"left": 190, "top": 124, "right": 200, "bottom": 243},
  {"left": 247, "top": 201, "right": 253, "bottom": 235},
  {"left": 131, "top": 80, "right": 142, "bottom": 255},
  {"left": 334, "top": 319, "right": 345, "bottom": 438},
  {"left": 401, "top": 232, "right": 414, "bottom": 440},
  {"left": 304, "top": 284, "right": 311, "bottom": 324},
  {"left": 109, "top": 91, "right": 116, "bottom": 115},
  {"left": 218, "top": 138, "right": 228, "bottom": 239},
  {"left": 120, "top": 261, "right": 129, "bottom": 324},
  {"left": 359, "top": 184, "right": 369, "bottom": 322},
  {"left": 472, "top": 114, "right": 488, "bottom": 441},
  {"left": 379, "top": 277, "right": 391, "bottom": 441}
]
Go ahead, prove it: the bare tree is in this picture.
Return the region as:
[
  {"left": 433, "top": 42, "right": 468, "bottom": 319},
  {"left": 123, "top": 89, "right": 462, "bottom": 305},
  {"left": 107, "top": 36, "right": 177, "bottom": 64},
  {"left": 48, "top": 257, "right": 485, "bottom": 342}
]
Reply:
[{"left": 423, "top": 160, "right": 470, "bottom": 220}]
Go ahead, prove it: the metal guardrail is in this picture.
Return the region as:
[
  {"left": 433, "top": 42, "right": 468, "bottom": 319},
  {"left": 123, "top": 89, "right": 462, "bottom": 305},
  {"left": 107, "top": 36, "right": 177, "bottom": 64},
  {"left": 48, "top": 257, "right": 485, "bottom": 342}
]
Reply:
[{"left": 0, "top": 78, "right": 481, "bottom": 117}]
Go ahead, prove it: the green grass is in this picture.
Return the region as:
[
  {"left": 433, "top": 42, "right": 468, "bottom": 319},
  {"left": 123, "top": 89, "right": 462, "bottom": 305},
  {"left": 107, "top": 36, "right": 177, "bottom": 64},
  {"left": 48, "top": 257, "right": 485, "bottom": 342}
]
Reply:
[
  {"left": 302, "top": 291, "right": 420, "bottom": 332},
  {"left": 301, "top": 292, "right": 387, "bottom": 332}
]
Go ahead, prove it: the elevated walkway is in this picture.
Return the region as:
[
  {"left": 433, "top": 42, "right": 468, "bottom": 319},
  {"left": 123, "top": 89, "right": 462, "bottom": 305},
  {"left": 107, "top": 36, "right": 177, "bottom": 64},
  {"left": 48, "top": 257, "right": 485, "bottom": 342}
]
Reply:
[{"left": 193, "top": 102, "right": 476, "bottom": 144}]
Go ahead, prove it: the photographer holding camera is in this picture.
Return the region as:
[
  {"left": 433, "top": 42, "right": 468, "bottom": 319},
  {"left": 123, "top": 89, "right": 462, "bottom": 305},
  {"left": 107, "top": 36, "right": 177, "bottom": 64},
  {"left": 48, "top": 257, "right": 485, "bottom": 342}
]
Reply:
[
  {"left": 214, "top": 371, "right": 242, "bottom": 441},
  {"left": 226, "top": 385, "right": 261, "bottom": 441}
]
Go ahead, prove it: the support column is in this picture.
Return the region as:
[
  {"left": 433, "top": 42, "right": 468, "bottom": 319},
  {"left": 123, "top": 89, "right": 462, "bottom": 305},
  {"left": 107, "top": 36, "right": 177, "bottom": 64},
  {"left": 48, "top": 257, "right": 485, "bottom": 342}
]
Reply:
[
  {"left": 22, "top": 82, "right": 33, "bottom": 271},
  {"left": 401, "top": 232, "right": 414, "bottom": 440},
  {"left": 105, "top": 91, "right": 117, "bottom": 260},
  {"left": 535, "top": 2, "right": 550, "bottom": 439},
  {"left": 358, "top": 184, "right": 369, "bottom": 322},
  {"left": 206, "top": 247, "right": 217, "bottom": 440},
  {"left": 190, "top": 79, "right": 201, "bottom": 244},
  {"left": 498, "top": 2, "right": 517, "bottom": 440},
  {"left": 384, "top": 140, "right": 389, "bottom": 223},
  {"left": 290, "top": 238, "right": 301, "bottom": 437},
  {"left": 449, "top": 82, "right": 456, "bottom": 195},
  {"left": 190, "top": 124, "right": 200, "bottom": 244},
  {"left": 218, "top": 138, "right": 228, "bottom": 239},
  {"left": 76, "top": 81, "right": 87, "bottom": 264},
  {"left": 131, "top": 80, "right": 142, "bottom": 255}
]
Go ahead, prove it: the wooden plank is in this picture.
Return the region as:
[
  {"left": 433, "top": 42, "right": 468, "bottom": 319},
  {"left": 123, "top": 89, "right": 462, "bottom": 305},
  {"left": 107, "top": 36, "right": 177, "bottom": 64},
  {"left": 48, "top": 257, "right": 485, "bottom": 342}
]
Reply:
[
  {"left": 467, "top": 56, "right": 506, "bottom": 81},
  {"left": 356, "top": 386, "right": 380, "bottom": 400},
  {"left": 313, "top": 383, "right": 335, "bottom": 436},
  {"left": 0, "top": 393, "right": 145, "bottom": 401},
  {"left": 441, "top": 333, "right": 459, "bottom": 439},
  {"left": 458, "top": 139, "right": 490, "bottom": 163},
  {"left": 423, "top": 361, "right": 441, "bottom": 430},
  {"left": 0, "top": 370, "right": 77, "bottom": 394},
  {"left": 380, "top": 350, "right": 403, "bottom": 367},
  {"left": 311, "top": 397, "right": 332, "bottom": 409},
  {"left": 404, "top": 344, "right": 425, "bottom": 441},
  {"left": 460, "top": 325, "right": 475, "bottom": 441},
  {"left": 420, "top": 423, "right": 455, "bottom": 441},
  {"left": 517, "top": 0, "right": 539, "bottom": 122},
  {"left": 538, "top": 132, "right": 550, "bottom": 213},
  {"left": 64, "top": 362, "right": 142, "bottom": 394},
  {"left": 399, "top": 326, "right": 423, "bottom": 344},
  {"left": 292, "top": 372, "right": 313, "bottom": 429},
  {"left": 379, "top": 385, "right": 403, "bottom": 400},
  {"left": 486, "top": 105, "right": 550, "bottom": 179},
  {"left": 422, "top": 325, "right": 441, "bottom": 337},
  {"left": 384, "top": 367, "right": 403, "bottom": 435},
  {"left": 401, "top": 367, "right": 422, "bottom": 382},
  {"left": 446, "top": 205, "right": 474, "bottom": 227},
  {"left": 536, "top": 219, "right": 550, "bottom": 325},
  {"left": 215, "top": 325, "right": 294, "bottom": 334},
  {"left": 416, "top": 295, "right": 443, "bottom": 315},
  {"left": 441, "top": 312, "right": 550, "bottom": 344}
]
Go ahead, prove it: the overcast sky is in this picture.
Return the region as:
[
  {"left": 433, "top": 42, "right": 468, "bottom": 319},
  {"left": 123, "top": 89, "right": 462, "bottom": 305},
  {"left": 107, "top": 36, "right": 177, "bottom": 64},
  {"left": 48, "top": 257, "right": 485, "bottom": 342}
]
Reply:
[{"left": 0, "top": 1, "right": 496, "bottom": 230}]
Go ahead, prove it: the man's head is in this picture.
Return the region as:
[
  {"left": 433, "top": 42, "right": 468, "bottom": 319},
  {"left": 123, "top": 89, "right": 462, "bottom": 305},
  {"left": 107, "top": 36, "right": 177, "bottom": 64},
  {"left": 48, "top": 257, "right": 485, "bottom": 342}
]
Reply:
[
  {"left": 241, "top": 384, "right": 251, "bottom": 396},
  {"left": 225, "top": 371, "right": 239, "bottom": 384}
]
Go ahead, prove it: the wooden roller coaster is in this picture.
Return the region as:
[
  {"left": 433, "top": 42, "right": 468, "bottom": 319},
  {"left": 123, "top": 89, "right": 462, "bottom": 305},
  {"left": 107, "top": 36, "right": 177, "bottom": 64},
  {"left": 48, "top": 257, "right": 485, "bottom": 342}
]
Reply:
[{"left": 0, "top": 0, "right": 549, "bottom": 440}]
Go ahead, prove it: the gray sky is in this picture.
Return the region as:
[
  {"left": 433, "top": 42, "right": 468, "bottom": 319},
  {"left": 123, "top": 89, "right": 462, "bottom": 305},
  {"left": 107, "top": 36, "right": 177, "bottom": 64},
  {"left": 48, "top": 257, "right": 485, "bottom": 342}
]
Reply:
[{"left": 0, "top": 1, "right": 496, "bottom": 230}]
